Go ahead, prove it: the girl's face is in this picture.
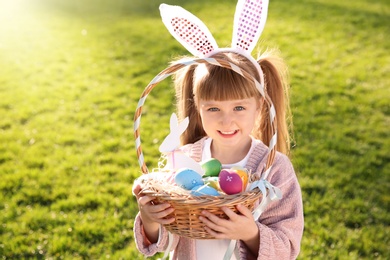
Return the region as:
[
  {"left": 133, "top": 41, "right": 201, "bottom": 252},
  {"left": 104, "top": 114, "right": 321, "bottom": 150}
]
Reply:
[{"left": 198, "top": 97, "right": 260, "bottom": 157}]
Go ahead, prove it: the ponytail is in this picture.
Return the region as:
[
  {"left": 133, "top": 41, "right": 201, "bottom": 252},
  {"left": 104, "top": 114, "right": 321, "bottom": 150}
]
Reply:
[
  {"left": 257, "top": 51, "right": 292, "bottom": 156},
  {"left": 173, "top": 61, "right": 206, "bottom": 145}
]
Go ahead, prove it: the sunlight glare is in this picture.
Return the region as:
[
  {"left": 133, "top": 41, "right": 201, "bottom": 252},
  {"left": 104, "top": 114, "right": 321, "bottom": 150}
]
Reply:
[
  {"left": 0, "top": 0, "right": 25, "bottom": 17},
  {"left": 0, "top": 0, "right": 30, "bottom": 28}
]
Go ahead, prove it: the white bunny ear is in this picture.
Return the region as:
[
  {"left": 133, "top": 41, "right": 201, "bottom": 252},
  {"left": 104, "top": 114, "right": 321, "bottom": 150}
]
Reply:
[
  {"left": 169, "top": 114, "right": 188, "bottom": 135},
  {"left": 169, "top": 113, "right": 179, "bottom": 130},
  {"left": 159, "top": 4, "right": 218, "bottom": 57},
  {"left": 177, "top": 117, "right": 189, "bottom": 135},
  {"left": 231, "top": 0, "right": 269, "bottom": 53},
  {"left": 159, "top": 113, "right": 189, "bottom": 153}
]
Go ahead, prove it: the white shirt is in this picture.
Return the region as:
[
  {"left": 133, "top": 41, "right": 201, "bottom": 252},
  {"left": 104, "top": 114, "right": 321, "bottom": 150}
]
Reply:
[{"left": 196, "top": 137, "right": 259, "bottom": 259}]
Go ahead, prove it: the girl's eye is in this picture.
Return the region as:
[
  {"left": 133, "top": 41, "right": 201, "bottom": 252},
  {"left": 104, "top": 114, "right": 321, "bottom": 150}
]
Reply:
[
  {"left": 207, "top": 107, "right": 219, "bottom": 112},
  {"left": 234, "top": 106, "right": 245, "bottom": 111}
]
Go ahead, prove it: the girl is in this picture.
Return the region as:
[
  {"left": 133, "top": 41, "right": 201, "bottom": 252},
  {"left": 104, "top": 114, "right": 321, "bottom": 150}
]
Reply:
[
  {"left": 132, "top": 50, "right": 304, "bottom": 259},
  {"left": 133, "top": 1, "right": 303, "bottom": 259}
]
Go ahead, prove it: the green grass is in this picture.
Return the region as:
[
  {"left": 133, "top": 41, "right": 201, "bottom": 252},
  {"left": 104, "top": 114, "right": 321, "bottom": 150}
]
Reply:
[{"left": 0, "top": 0, "right": 389, "bottom": 259}]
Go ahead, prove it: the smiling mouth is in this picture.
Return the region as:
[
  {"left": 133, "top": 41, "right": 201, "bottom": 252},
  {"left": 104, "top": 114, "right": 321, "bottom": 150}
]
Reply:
[{"left": 218, "top": 130, "right": 238, "bottom": 136}]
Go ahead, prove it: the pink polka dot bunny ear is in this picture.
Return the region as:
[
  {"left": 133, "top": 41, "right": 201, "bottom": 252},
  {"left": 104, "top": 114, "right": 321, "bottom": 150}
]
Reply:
[
  {"left": 159, "top": 4, "right": 218, "bottom": 57},
  {"left": 232, "top": 0, "right": 269, "bottom": 53},
  {"left": 159, "top": 1, "right": 269, "bottom": 88}
]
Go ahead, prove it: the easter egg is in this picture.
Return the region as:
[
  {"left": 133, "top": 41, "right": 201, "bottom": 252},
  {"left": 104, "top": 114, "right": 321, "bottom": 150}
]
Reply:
[
  {"left": 203, "top": 176, "right": 220, "bottom": 190},
  {"left": 219, "top": 169, "right": 243, "bottom": 195},
  {"left": 174, "top": 168, "right": 204, "bottom": 190},
  {"left": 231, "top": 166, "right": 249, "bottom": 191},
  {"left": 191, "top": 185, "right": 220, "bottom": 196},
  {"left": 201, "top": 158, "right": 222, "bottom": 177}
]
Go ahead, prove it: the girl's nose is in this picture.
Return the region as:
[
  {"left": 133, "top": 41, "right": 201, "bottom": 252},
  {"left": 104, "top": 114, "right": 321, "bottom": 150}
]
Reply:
[{"left": 220, "top": 112, "right": 233, "bottom": 126}]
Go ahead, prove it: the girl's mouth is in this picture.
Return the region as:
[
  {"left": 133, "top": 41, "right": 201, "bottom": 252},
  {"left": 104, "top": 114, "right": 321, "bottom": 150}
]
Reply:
[{"left": 218, "top": 130, "right": 238, "bottom": 137}]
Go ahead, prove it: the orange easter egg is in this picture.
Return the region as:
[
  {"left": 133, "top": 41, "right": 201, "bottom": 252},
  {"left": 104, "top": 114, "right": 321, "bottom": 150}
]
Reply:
[{"left": 231, "top": 166, "right": 248, "bottom": 191}]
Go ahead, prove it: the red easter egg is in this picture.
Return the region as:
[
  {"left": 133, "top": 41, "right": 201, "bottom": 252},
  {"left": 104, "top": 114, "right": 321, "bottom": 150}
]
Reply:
[{"left": 218, "top": 169, "right": 243, "bottom": 195}]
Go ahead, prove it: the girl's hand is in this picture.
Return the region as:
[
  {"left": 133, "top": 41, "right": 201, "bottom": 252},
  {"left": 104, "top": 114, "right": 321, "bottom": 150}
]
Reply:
[
  {"left": 199, "top": 204, "right": 259, "bottom": 254},
  {"left": 133, "top": 183, "right": 175, "bottom": 243},
  {"left": 133, "top": 183, "right": 175, "bottom": 225}
]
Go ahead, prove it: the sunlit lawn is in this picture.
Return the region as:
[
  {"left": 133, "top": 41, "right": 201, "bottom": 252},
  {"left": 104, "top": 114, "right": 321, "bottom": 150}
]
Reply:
[{"left": 0, "top": 0, "right": 389, "bottom": 258}]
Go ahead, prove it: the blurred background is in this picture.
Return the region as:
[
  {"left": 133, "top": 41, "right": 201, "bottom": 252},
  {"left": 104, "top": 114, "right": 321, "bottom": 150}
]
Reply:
[{"left": 0, "top": 0, "right": 389, "bottom": 258}]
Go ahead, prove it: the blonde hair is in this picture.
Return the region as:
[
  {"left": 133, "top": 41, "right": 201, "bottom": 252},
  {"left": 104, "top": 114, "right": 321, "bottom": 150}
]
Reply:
[{"left": 172, "top": 49, "right": 292, "bottom": 156}]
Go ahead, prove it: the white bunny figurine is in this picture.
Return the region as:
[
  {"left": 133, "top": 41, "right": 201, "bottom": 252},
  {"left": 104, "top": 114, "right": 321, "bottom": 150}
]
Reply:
[{"left": 159, "top": 113, "right": 204, "bottom": 176}]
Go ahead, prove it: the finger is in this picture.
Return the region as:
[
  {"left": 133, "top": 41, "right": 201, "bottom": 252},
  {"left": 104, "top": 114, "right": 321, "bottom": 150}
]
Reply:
[
  {"left": 235, "top": 204, "right": 253, "bottom": 219},
  {"left": 138, "top": 195, "right": 156, "bottom": 206},
  {"left": 140, "top": 203, "right": 176, "bottom": 224},
  {"left": 221, "top": 206, "right": 240, "bottom": 222},
  {"left": 199, "top": 212, "right": 228, "bottom": 232},
  {"left": 203, "top": 225, "right": 227, "bottom": 239},
  {"left": 132, "top": 183, "right": 142, "bottom": 197},
  {"left": 151, "top": 206, "right": 175, "bottom": 220},
  {"left": 149, "top": 203, "right": 173, "bottom": 213},
  {"left": 200, "top": 210, "right": 224, "bottom": 224},
  {"left": 139, "top": 198, "right": 173, "bottom": 214},
  {"left": 159, "top": 217, "right": 176, "bottom": 225}
]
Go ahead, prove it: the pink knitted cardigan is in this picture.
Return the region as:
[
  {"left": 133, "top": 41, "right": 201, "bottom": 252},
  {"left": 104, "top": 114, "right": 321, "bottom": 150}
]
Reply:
[{"left": 133, "top": 138, "right": 304, "bottom": 259}]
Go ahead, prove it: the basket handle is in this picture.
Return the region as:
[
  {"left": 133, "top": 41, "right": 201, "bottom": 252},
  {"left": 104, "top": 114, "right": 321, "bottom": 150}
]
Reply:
[{"left": 134, "top": 57, "right": 277, "bottom": 174}]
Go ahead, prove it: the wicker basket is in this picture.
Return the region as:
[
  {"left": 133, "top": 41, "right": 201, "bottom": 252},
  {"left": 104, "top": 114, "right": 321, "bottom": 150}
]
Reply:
[
  {"left": 133, "top": 57, "right": 277, "bottom": 239},
  {"left": 141, "top": 186, "right": 262, "bottom": 239}
]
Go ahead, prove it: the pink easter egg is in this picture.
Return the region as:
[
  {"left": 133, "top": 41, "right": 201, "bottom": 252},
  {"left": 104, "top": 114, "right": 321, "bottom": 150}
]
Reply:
[{"left": 218, "top": 169, "right": 243, "bottom": 195}]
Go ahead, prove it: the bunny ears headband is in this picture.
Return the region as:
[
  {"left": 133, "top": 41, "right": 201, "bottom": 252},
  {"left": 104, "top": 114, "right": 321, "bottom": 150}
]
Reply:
[{"left": 160, "top": 0, "right": 269, "bottom": 88}]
